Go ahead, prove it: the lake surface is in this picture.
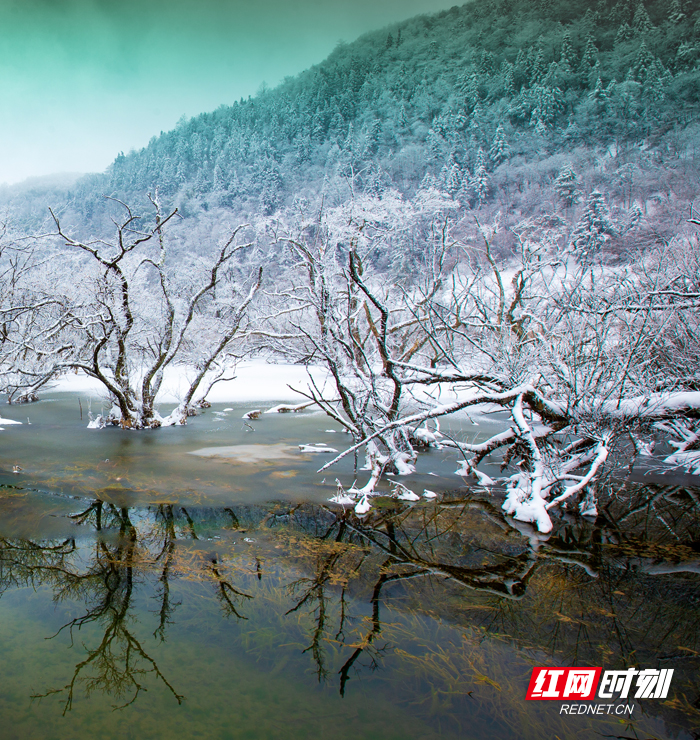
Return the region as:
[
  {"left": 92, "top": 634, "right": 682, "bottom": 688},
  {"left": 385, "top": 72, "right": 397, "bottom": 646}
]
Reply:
[{"left": 0, "top": 393, "right": 698, "bottom": 739}]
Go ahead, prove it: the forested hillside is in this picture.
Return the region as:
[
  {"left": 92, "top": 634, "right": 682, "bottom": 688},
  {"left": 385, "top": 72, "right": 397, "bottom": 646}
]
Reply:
[
  {"left": 96, "top": 0, "right": 695, "bottom": 220},
  {"left": 5, "top": 0, "right": 698, "bottom": 246}
]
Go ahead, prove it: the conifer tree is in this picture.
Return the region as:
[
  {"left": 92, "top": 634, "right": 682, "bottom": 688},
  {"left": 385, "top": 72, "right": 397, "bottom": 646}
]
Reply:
[
  {"left": 621, "top": 201, "right": 643, "bottom": 232},
  {"left": 554, "top": 164, "right": 581, "bottom": 207},
  {"left": 363, "top": 165, "right": 385, "bottom": 196},
  {"left": 579, "top": 34, "right": 598, "bottom": 72},
  {"left": 295, "top": 134, "right": 311, "bottom": 164},
  {"left": 469, "top": 148, "right": 489, "bottom": 208},
  {"left": 589, "top": 76, "right": 608, "bottom": 113},
  {"left": 643, "top": 60, "right": 666, "bottom": 104},
  {"left": 570, "top": 190, "right": 616, "bottom": 259},
  {"left": 632, "top": 2, "right": 653, "bottom": 34},
  {"left": 426, "top": 128, "right": 444, "bottom": 160},
  {"left": 363, "top": 119, "right": 381, "bottom": 157},
  {"left": 503, "top": 63, "right": 516, "bottom": 97},
  {"left": 469, "top": 102, "right": 485, "bottom": 143},
  {"left": 668, "top": 0, "right": 685, "bottom": 23},
  {"left": 259, "top": 161, "right": 282, "bottom": 215},
  {"left": 530, "top": 46, "right": 546, "bottom": 84},
  {"left": 160, "top": 158, "right": 177, "bottom": 195},
  {"left": 587, "top": 61, "right": 602, "bottom": 89},
  {"left": 419, "top": 172, "right": 440, "bottom": 191},
  {"left": 559, "top": 31, "right": 575, "bottom": 72},
  {"left": 615, "top": 22, "right": 633, "bottom": 45},
  {"left": 398, "top": 104, "right": 410, "bottom": 132},
  {"left": 441, "top": 157, "right": 463, "bottom": 196},
  {"left": 609, "top": 0, "right": 633, "bottom": 25},
  {"left": 633, "top": 41, "right": 655, "bottom": 81},
  {"left": 530, "top": 83, "right": 564, "bottom": 129},
  {"left": 544, "top": 61, "right": 560, "bottom": 88},
  {"left": 489, "top": 125, "right": 510, "bottom": 166},
  {"left": 343, "top": 123, "right": 356, "bottom": 154},
  {"left": 212, "top": 162, "right": 227, "bottom": 192},
  {"left": 193, "top": 167, "right": 211, "bottom": 197},
  {"left": 459, "top": 71, "right": 481, "bottom": 112}
]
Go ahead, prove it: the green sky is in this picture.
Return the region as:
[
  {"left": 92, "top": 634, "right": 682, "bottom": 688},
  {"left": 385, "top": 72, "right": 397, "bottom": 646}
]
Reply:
[{"left": 0, "top": 0, "right": 461, "bottom": 184}]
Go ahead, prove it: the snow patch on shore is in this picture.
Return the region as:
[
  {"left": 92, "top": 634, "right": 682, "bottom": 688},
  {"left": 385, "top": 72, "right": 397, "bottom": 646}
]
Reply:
[{"left": 49, "top": 363, "right": 331, "bottom": 404}]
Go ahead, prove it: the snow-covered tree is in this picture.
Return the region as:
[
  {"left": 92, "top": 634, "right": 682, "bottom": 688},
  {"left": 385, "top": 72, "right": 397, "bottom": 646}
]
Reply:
[
  {"left": 528, "top": 83, "right": 564, "bottom": 129},
  {"left": 45, "top": 196, "right": 262, "bottom": 428},
  {"left": 502, "top": 63, "right": 516, "bottom": 97},
  {"left": 579, "top": 34, "right": 598, "bottom": 72},
  {"left": 559, "top": 31, "right": 575, "bottom": 72},
  {"left": 469, "top": 148, "right": 489, "bottom": 208},
  {"left": 632, "top": 1, "right": 653, "bottom": 34},
  {"left": 440, "top": 155, "right": 463, "bottom": 196},
  {"left": 615, "top": 22, "right": 633, "bottom": 44},
  {"left": 489, "top": 124, "right": 510, "bottom": 166},
  {"left": 570, "top": 190, "right": 616, "bottom": 258},
  {"left": 554, "top": 164, "right": 581, "bottom": 208},
  {"left": 668, "top": 0, "right": 685, "bottom": 23},
  {"left": 0, "top": 223, "right": 69, "bottom": 403},
  {"left": 292, "top": 211, "right": 700, "bottom": 533}
]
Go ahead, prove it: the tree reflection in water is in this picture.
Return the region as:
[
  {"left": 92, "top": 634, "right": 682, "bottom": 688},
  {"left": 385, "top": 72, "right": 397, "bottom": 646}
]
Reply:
[
  {"left": 0, "top": 483, "right": 696, "bottom": 736},
  {"left": 30, "top": 504, "right": 185, "bottom": 713}
]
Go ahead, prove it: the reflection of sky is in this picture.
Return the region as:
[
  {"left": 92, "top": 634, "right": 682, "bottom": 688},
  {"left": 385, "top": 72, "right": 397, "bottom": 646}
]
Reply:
[{"left": 0, "top": 0, "right": 460, "bottom": 184}]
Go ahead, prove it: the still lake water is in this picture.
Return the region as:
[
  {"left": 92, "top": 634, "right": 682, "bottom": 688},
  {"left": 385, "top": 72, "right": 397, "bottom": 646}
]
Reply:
[{"left": 0, "top": 393, "right": 698, "bottom": 739}]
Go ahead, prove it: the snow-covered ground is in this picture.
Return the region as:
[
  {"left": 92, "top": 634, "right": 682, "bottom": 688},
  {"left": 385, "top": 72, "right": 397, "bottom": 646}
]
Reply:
[
  {"left": 49, "top": 362, "right": 332, "bottom": 404},
  {"left": 47, "top": 361, "right": 481, "bottom": 414}
]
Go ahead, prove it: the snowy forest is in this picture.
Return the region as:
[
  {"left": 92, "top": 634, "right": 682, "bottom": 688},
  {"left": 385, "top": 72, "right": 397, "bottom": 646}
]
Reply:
[{"left": 0, "top": 0, "right": 699, "bottom": 534}]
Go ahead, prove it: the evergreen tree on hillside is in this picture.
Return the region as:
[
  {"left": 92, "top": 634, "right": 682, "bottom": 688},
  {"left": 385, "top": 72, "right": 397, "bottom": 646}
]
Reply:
[
  {"left": 503, "top": 62, "right": 516, "bottom": 98},
  {"left": 459, "top": 71, "right": 482, "bottom": 112},
  {"left": 555, "top": 164, "right": 581, "bottom": 208},
  {"left": 643, "top": 60, "right": 667, "bottom": 104},
  {"left": 397, "top": 104, "right": 410, "bottom": 132},
  {"left": 668, "top": 0, "right": 685, "bottom": 23},
  {"left": 530, "top": 83, "right": 564, "bottom": 129},
  {"left": 419, "top": 172, "right": 439, "bottom": 192},
  {"left": 580, "top": 34, "right": 598, "bottom": 73},
  {"left": 441, "top": 157, "right": 463, "bottom": 196},
  {"left": 530, "top": 46, "right": 547, "bottom": 84},
  {"left": 609, "top": 0, "right": 633, "bottom": 25},
  {"left": 295, "top": 134, "right": 312, "bottom": 164},
  {"left": 212, "top": 162, "right": 227, "bottom": 192},
  {"left": 362, "top": 165, "right": 385, "bottom": 196},
  {"left": 489, "top": 125, "right": 510, "bottom": 166},
  {"left": 615, "top": 22, "right": 633, "bottom": 45},
  {"left": 469, "top": 102, "right": 486, "bottom": 145},
  {"left": 559, "top": 31, "right": 575, "bottom": 72},
  {"left": 259, "top": 161, "right": 282, "bottom": 215},
  {"left": 363, "top": 119, "right": 382, "bottom": 157},
  {"left": 469, "top": 148, "right": 489, "bottom": 208},
  {"left": 570, "top": 190, "right": 616, "bottom": 259},
  {"left": 426, "top": 128, "right": 444, "bottom": 160},
  {"left": 633, "top": 41, "right": 655, "bottom": 81},
  {"left": 632, "top": 2, "right": 654, "bottom": 34},
  {"left": 589, "top": 76, "right": 608, "bottom": 113}
]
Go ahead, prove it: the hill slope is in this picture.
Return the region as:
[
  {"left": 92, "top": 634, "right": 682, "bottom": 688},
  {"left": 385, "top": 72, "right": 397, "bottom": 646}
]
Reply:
[{"left": 6, "top": 0, "right": 700, "bottom": 239}]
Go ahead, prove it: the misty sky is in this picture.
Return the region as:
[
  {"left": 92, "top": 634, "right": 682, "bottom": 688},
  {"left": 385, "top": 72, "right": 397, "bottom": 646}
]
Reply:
[{"left": 0, "top": 0, "right": 461, "bottom": 185}]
